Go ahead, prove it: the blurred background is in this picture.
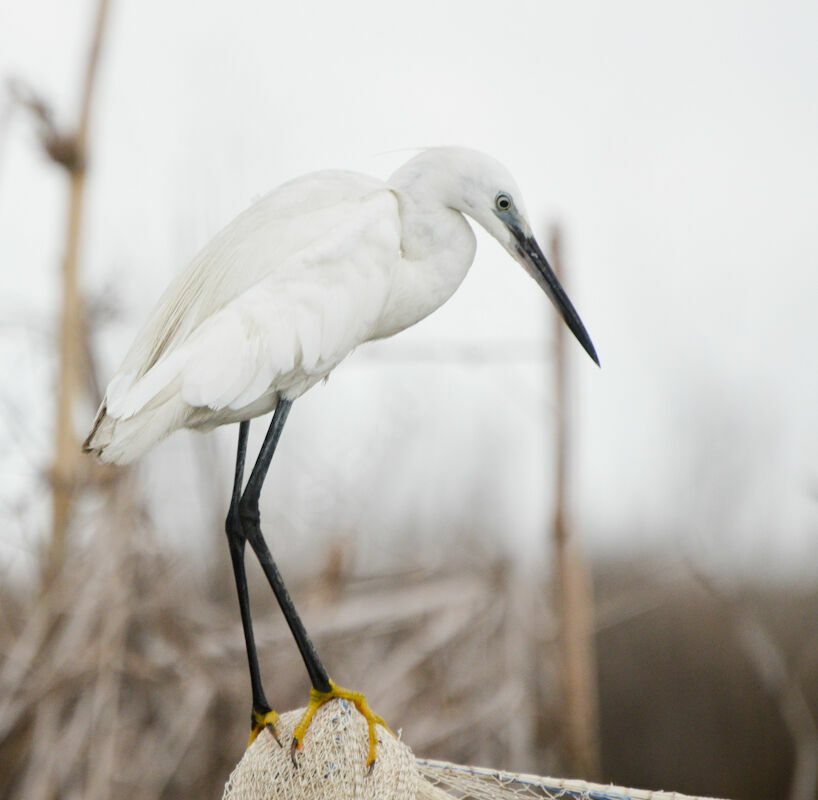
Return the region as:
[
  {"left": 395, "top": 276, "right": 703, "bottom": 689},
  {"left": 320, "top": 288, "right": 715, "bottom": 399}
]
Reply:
[{"left": 1, "top": 1, "right": 817, "bottom": 798}]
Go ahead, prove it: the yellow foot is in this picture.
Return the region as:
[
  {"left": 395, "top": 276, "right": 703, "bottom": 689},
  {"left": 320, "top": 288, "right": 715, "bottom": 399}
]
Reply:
[
  {"left": 248, "top": 707, "right": 281, "bottom": 747},
  {"left": 291, "top": 680, "right": 392, "bottom": 773}
]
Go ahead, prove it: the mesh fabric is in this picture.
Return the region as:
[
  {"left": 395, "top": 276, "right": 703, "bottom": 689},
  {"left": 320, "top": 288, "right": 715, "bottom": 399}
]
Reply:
[
  {"left": 223, "top": 700, "right": 728, "bottom": 800},
  {"left": 223, "top": 700, "right": 416, "bottom": 800}
]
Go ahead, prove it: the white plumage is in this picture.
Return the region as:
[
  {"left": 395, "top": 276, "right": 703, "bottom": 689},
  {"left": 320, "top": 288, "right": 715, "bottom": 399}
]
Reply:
[{"left": 85, "top": 147, "right": 597, "bottom": 464}]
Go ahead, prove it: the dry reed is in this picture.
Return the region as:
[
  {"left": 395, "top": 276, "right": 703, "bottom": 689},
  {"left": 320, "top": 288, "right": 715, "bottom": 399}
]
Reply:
[{"left": 0, "top": 474, "right": 549, "bottom": 799}]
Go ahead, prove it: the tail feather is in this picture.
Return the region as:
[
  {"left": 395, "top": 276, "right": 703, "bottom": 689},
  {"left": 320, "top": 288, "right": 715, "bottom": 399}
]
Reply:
[
  {"left": 83, "top": 398, "right": 188, "bottom": 465},
  {"left": 82, "top": 401, "right": 113, "bottom": 454}
]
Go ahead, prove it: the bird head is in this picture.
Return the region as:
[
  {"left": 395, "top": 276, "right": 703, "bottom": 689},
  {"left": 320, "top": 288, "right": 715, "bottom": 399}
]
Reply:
[{"left": 403, "top": 147, "right": 599, "bottom": 366}]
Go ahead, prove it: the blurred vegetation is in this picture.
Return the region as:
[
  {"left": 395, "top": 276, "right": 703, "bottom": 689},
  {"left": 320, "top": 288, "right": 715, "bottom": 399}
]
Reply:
[{"left": 1, "top": 524, "right": 817, "bottom": 799}]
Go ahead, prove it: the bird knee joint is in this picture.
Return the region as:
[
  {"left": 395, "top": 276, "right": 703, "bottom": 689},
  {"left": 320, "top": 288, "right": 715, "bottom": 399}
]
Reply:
[
  {"left": 225, "top": 509, "right": 246, "bottom": 541},
  {"left": 238, "top": 499, "right": 260, "bottom": 528}
]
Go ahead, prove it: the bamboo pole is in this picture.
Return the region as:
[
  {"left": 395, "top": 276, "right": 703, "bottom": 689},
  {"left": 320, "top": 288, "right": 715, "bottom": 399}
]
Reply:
[
  {"left": 46, "top": 0, "right": 111, "bottom": 578},
  {"left": 549, "top": 224, "right": 601, "bottom": 777}
]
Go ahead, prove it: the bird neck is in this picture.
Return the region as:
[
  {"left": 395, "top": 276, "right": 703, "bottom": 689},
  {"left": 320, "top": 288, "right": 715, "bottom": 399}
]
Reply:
[{"left": 372, "top": 185, "right": 477, "bottom": 340}]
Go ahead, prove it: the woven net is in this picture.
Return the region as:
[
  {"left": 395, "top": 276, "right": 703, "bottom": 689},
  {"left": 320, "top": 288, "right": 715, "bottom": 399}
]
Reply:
[
  {"left": 223, "top": 700, "right": 728, "bottom": 800},
  {"left": 223, "top": 700, "right": 417, "bottom": 800}
]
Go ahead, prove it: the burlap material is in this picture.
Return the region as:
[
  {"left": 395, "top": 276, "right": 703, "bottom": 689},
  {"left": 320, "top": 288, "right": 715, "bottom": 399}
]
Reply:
[{"left": 223, "top": 699, "right": 421, "bottom": 800}]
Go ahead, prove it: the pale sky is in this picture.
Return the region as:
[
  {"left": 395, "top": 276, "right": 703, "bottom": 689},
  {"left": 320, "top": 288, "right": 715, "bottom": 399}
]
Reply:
[{"left": 2, "top": 0, "right": 818, "bottom": 578}]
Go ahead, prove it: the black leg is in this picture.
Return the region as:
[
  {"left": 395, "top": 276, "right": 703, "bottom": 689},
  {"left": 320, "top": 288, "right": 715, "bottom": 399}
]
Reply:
[
  {"left": 239, "top": 398, "right": 332, "bottom": 694},
  {"left": 225, "top": 421, "right": 275, "bottom": 730}
]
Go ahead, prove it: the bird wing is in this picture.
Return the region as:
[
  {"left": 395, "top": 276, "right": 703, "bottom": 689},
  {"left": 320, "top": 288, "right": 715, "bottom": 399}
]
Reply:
[{"left": 103, "top": 171, "right": 401, "bottom": 420}]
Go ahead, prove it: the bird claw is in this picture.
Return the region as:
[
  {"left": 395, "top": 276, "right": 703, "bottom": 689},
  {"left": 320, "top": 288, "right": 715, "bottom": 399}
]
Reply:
[
  {"left": 267, "top": 722, "right": 282, "bottom": 748},
  {"left": 248, "top": 708, "right": 281, "bottom": 747},
  {"left": 289, "top": 680, "right": 391, "bottom": 773}
]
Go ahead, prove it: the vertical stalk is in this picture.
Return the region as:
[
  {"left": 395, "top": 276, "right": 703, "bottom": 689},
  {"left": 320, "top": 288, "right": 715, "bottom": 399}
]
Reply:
[
  {"left": 48, "top": 0, "right": 111, "bottom": 577},
  {"left": 549, "top": 224, "right": 601, "bottom": 777}
]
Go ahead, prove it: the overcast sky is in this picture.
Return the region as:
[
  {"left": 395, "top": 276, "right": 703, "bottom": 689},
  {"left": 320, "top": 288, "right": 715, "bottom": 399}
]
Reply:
[{"left": 2, "top": 0, "right": 818, "bottom": 578}]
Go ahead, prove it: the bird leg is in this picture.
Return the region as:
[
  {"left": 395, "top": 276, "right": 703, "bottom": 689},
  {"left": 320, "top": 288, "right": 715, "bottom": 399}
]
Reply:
[
  {"left": 226, "top": 421, "right": 281, "bottom": 747},
  {"left": 238, "top": 399, "right": 391, "bottom": 770},
  {"left": 238, "top": 400, "right": 332, "bottom": 694}
]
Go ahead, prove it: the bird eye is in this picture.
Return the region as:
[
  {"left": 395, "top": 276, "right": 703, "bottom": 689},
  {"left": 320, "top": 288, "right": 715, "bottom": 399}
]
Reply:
[{"left": 495, "top": 193, "right": 512, "bottom": 211}]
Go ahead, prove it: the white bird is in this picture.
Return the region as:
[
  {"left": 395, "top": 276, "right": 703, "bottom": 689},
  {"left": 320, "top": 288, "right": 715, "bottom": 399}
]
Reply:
[{"left": 84, "top": 146, "right": 598, "bottom": 770}]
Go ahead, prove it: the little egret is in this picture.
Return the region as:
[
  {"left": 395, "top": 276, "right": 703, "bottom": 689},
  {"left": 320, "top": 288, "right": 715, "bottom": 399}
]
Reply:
[{"left": 84, "top": 146, "right": 598, "bottom": 770}]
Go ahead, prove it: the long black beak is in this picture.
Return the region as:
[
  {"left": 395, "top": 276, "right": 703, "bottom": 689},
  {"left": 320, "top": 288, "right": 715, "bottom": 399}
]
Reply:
[{"left": 511, "top": 227, "right": 599, "bottom": 366}]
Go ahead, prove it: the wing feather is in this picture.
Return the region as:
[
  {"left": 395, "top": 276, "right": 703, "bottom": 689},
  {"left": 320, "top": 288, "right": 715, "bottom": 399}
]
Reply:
[
  {"left": 100, "top": 179, "right": 400, "bottom": 429},
  {"left": 117, "top": 170, "right": 389, "bottom": 381}
]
